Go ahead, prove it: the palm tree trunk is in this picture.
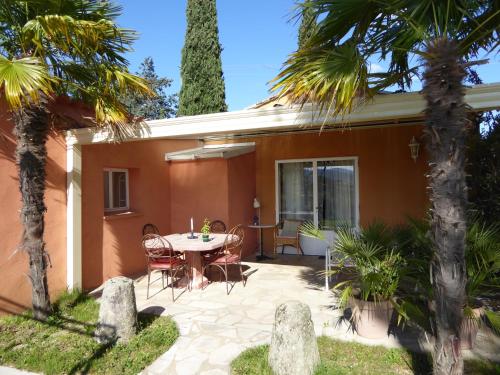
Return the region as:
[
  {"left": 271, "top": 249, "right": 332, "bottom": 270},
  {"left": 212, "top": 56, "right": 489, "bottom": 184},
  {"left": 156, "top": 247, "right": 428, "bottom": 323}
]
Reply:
[
  {"left": 422, "top": 39, "right": 467, "bottom": 375},
  {"left": 13, "top": 104, "right": 51, "bottom": 321}
]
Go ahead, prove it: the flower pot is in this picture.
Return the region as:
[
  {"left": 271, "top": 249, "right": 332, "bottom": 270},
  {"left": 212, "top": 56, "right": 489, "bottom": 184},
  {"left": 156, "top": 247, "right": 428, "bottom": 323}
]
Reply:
[
  {"left": 460, "top": 307, "right": 483, "bottom": 350},
  {"left": 202, "top": 234, "right": 210, "bottom": 242},
  {"left": 350, "top": 297, "right": 393, "bottom": 339}
]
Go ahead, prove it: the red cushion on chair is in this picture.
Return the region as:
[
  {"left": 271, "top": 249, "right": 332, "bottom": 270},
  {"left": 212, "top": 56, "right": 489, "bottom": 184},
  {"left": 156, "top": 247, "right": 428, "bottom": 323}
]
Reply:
[
  {"left": 210, "top": 254, "right": 240, "bottom": 265},
  {"left": 149, "top": 258, "right": 183, "bottom": 270}
]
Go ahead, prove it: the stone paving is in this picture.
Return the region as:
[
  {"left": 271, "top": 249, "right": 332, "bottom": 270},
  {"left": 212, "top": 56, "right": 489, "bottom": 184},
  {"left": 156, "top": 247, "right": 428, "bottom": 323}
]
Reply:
[
  {"left": 134, "top": 254, "right": 500, "bottom": 375},
  {"left": 137, "top": 255, "right": 338, "bottom": 375},
  {"left": 0, "top": 367, "right": 38, "bottom": 375},
  {"left": 136, "top": 254, "right": 440, "bottom": 375}
]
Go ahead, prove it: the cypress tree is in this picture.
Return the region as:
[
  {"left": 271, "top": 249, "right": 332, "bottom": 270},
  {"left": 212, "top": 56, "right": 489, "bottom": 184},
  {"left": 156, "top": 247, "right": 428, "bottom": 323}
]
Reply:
[
  {"left": 178, "top": 0, "right": 227, "bottom": 116},
  {"left": 298, "top": 2, "right": 317, "bottom": 50}
]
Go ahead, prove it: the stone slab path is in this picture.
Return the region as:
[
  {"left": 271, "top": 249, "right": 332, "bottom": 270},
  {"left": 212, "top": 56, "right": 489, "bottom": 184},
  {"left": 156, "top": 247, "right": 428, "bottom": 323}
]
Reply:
[
  {"left": 137, "top": 255, "right": 338, "bottom": 375},
  {"left": 0, "top": 367, "right": 38, "bottom": 375},
  {"left": 130, "top": 254, "right": 499, "bottom": 375}
]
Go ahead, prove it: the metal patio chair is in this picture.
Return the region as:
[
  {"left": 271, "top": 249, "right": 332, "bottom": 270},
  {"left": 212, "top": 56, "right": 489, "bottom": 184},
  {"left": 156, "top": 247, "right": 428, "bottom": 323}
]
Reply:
[
  {"left": 142, "top": 223, "right": 160, "bottom": 236},
  {"left": 141, "top": 234, "right": 190, "bottom": 301},
  {"left": 202, "top": 225, "right": 246, "bottom": 294},
  {"left": 209, "top": 219, "right": 227, "bottom": 234}
]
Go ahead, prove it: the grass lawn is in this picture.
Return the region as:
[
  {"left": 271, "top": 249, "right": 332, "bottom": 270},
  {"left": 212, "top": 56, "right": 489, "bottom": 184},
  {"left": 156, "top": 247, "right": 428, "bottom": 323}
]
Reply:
[
  {"left": 0, "top": 291, "right": 178, "bottom": 375},
  {"left": 231, "top": 336, "right": 500, "bottom": 375}
]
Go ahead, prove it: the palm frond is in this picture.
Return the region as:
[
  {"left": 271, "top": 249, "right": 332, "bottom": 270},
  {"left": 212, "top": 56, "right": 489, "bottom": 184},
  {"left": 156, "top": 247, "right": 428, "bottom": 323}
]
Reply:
[
  {"left": 484, "top": 310, "right": 500, "bottom": 336},
  {"left": 271, "top": 41, "right": 372, "bottom": 120},
  {"left": 272, "top": 0, "right": 498, "bottom": 119},
  {"left": 104, "top": 67, "right": 153, "bottom": 96},
  {"left": 300, "top": 221, "right": 325, "bottom": 241},
  {"left": 337, "top": 284, "right": 353, "bottom": 309},
  {"left": 0, "top": 0, "right": 154, "bottom": 132},
  {"left": 0, "top": 55, "right": 53, "bottom": 109},
  {"left": 22, "top": 15, "right": 136, "bottom": 65},
  {"left": 93, "top": 95, "right": 137, "bottom": 139}
]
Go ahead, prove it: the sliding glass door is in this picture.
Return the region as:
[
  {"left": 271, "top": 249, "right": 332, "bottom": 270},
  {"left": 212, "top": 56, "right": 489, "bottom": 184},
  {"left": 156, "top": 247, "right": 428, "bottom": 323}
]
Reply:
[
  {"left": 277, "top": 158, "right": 358, "bottom": 230},
  {"left": 317, "top": 160, "right": 356, "bottom": 229},
  {"left": 278, "top": 162, "right": 314, "bottom": 222}
]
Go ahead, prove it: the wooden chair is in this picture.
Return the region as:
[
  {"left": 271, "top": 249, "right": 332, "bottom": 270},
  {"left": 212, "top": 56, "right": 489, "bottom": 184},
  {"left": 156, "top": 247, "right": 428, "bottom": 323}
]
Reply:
[
  {"left": 142, "top": 223, "right": 160, "bottom": 236},
  {"left": 273, "top": 219, "right": 304, "bottom": 255},
  {"left": 209, "top": 219, "right": 227, "bottom": 233},
  {"left": 141, "top": 234, "right": 190, "bottom": 301},
  {"left": 202, "top": 225, "right": 246, "bottom": 294}
]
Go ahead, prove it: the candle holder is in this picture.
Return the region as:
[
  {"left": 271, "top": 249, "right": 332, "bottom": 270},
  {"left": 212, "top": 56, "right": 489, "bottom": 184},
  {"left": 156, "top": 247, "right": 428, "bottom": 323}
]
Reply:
[{"left": 188, "top": 217, "right": 197, "bottom": 239}]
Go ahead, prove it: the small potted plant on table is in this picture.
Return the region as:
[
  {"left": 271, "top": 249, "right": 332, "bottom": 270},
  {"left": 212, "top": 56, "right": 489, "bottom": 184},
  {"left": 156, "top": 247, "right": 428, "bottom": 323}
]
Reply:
[{"left": 201, "top": 219, "right": 211, "bottom": 242}]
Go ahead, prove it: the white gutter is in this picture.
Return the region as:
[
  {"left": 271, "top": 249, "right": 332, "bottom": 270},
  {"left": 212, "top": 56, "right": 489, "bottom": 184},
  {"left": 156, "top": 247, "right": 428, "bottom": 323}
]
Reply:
[{"left": 66, "top": 83, "right": 500, "bottom": 146}]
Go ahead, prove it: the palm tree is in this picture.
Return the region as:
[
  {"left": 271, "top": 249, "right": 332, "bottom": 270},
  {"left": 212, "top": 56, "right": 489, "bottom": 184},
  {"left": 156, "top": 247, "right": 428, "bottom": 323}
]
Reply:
[
  {"left": 0, "top": 0, "right": 151, "bottom": 321},
  {"left": 272, "top": 1, "right": 499, "bottom": 374}
]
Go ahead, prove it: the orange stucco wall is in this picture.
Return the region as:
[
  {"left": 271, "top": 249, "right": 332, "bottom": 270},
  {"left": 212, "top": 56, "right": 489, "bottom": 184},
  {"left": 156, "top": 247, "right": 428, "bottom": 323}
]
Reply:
[
  {"left": 209, "top": 124, "right": 428, "bottom": 252},
  {"left": 169, "top": 152, "right": 257, "bottom": 257},
  {"left": 227, "top": 153, "right": 258, "bottom": 255},
  {"left": 0, "top": 105, "right": 67, "bottom": 315},
  {"left": 81, "top": 139, "right": 197, "bottom": 290},
  {"left": 169, "top": 158, "right": 230, "bottom": 234},
  {"left": 81, "top": 123, "right": 428, "bottom": 288}
]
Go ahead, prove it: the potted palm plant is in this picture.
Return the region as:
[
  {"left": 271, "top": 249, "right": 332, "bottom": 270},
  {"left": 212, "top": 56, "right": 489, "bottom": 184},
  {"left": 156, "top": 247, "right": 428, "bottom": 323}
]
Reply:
[
  {"left": 201, "top": 219, "right": 211, "bottom": 242},
  {"left": 302, "top": 222, "right": 406, "bottom": 339},
  {"left": 462, "top": 220, "right": 500, "bottom": 349},
  {"left": 397, "top": 217, "right": 500, "bottom": 349}
]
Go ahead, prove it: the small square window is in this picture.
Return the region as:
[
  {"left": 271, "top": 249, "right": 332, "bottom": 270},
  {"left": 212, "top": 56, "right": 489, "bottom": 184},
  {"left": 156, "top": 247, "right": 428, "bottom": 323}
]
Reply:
[{"left": 104, "top": 169, "right": 129, "bottom": 212}]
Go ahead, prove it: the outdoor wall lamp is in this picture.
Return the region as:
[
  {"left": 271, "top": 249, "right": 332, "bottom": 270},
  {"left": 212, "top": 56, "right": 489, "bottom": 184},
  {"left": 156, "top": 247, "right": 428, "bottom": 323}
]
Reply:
[
  {"left": 253, "top": 197, "right": 261, "bottom": 209},
  {"left": 253, "top": 198, "right": 261, "bottom": 225},
  {"left": 409, "top": 136, "right": 420, "bottom": 162}
]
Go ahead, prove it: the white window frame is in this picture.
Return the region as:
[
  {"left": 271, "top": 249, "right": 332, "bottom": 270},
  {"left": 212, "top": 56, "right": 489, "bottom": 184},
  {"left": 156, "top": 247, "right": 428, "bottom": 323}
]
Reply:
[
  {"left": 275, "top": 157, "right": 359, "bottom": 229},
  {"left": 104, "top": 168, "right": 130, "bottom": 212}
]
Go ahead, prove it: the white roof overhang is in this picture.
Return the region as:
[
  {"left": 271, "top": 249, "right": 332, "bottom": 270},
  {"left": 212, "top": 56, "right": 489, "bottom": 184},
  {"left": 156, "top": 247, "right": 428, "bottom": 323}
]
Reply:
[
  {"left": 66, "top": 83, "right": 500, "bottom": 145},
  {"left": 165, "top": 142, "right": 255, "bottom": 161}
]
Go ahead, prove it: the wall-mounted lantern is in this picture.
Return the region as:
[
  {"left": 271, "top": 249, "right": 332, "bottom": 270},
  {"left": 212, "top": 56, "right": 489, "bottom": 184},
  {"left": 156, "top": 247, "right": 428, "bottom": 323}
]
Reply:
[{"left": 409, "top": 136, "right": 420, "bottom": 162}]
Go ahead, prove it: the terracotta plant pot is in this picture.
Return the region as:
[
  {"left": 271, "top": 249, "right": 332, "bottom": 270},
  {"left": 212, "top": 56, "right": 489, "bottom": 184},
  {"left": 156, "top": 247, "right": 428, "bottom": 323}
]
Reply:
[
  {"left": 428, "top": 300, "right": 483, "bottom": 350},
  {"left": 350, "top": 297, "right": 393, "bottom": 339},
  {"left": 460, "top": 307, "right": 483, "bottom": 350}
]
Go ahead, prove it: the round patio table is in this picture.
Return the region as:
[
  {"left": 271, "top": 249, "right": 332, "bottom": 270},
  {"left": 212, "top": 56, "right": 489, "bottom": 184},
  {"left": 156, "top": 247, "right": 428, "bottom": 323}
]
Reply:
[{"left": 162, "top": 232, "right": 236, "bottom": 289}]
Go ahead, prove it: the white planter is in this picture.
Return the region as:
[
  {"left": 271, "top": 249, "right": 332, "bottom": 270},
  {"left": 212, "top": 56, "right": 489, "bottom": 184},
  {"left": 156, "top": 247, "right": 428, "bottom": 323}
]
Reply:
[{"left": 350, "top": 297, "right": 393, "bottom": 339}]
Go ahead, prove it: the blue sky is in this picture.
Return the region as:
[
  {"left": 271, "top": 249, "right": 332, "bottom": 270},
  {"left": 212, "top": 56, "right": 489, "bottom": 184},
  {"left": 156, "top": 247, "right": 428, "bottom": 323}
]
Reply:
[{"left": 117, "top": 0, "right": 500, "bottom": 111}]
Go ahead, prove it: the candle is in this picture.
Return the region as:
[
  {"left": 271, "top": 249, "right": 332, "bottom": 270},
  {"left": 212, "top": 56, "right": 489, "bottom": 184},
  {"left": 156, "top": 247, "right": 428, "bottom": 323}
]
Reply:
[{"left": 190, "top": 217, "right": 194, "bottom": 233}]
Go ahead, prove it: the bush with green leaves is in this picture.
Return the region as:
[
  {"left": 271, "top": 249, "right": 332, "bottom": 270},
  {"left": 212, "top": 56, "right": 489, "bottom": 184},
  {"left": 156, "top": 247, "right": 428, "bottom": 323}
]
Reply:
[
  {"left": 395, "top": 216, "right": 500, "bottom": 333},
  {"left": 302, "top": 222, "right": 406, "bottom": 310},
  {"left": 303, "top": 217, "right": 500, "bottom": 332}
]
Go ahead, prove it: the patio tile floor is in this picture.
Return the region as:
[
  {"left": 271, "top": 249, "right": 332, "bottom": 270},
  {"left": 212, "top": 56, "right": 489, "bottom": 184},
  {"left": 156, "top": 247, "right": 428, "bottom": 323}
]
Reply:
[
  {"left": 133, "top": 254, "right": 499, "bottom": 375},
  {"left": 136, "top": 254, "right": 338, "bottom": 375}
]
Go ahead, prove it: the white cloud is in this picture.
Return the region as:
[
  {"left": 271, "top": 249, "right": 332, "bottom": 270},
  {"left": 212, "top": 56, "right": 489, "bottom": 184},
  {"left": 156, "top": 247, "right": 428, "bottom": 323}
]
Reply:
[{"left": 368, "top": 63, "right": 384, "bottom": 73}]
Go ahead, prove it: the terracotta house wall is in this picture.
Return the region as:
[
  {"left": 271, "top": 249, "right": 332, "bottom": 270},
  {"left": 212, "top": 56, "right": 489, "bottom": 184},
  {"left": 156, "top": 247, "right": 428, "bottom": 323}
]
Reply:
[
  {"left": 81, "top": 139, "right": 196, "bottom": 290},
  {"left": 209, "top": 124, "right": 428, "bottom": 252},
  {"left": 169, "top": 153, "right": 258, "bottom": 257},
  {"left": 227, "top": 153, "right": 257, "bottom": 256},
  {"left": 0, "top": 106, "right": 67, "bottom": 315},
  {"left": 169, "top": 158, "right": 230, "bottom": 234}
]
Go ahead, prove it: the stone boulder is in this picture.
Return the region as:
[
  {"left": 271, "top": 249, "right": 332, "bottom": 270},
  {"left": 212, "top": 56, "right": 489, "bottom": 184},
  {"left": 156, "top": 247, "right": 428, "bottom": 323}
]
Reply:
[
  {"left": 268, "top": 300, "right": 320, "bottom": 375},
  {"left": 95, "top": 276, "right": 138, "bottom": 344}
]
